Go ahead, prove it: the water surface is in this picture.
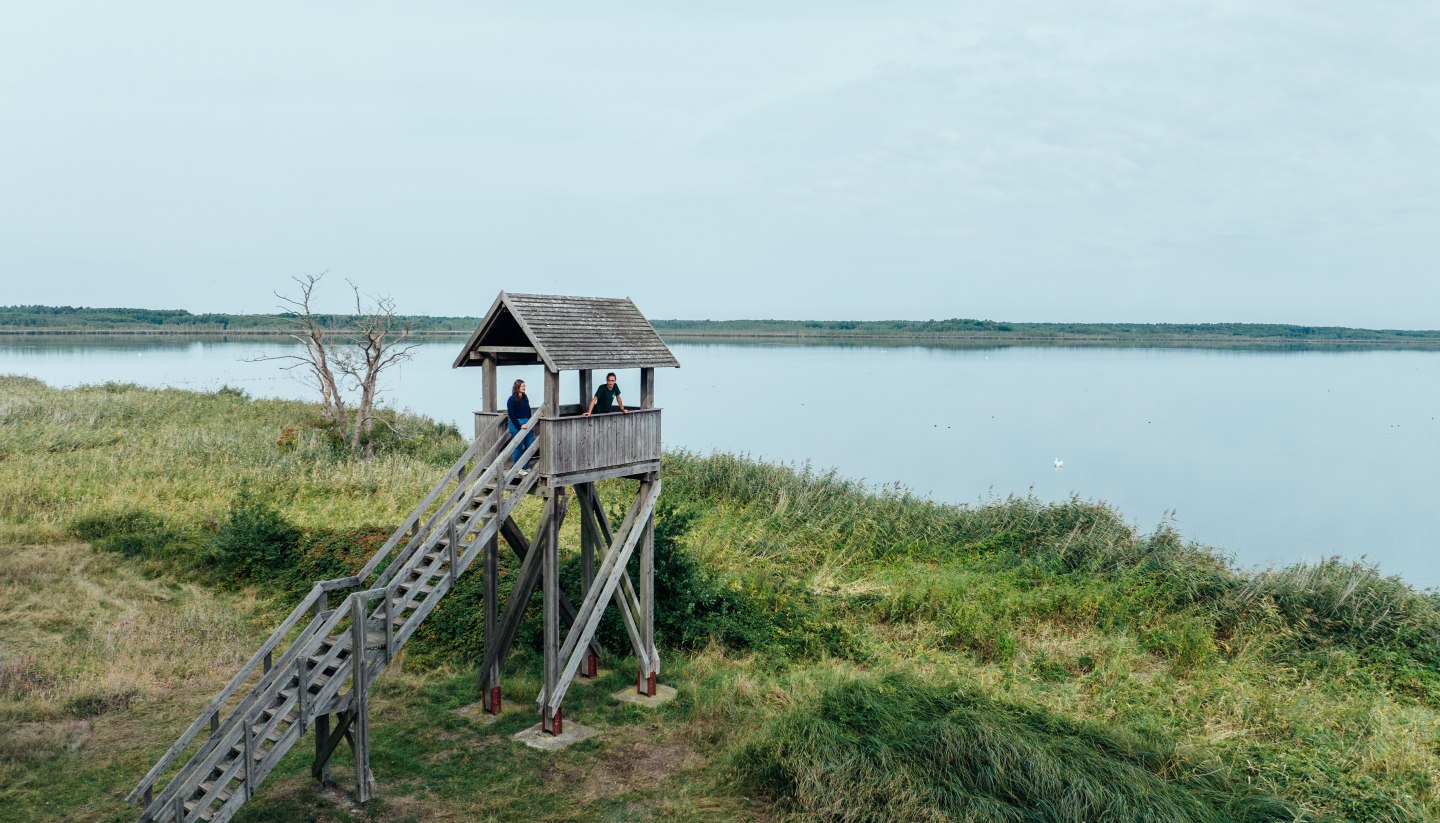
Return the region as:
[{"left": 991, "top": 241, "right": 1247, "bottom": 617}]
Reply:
[{"left": 3, "top": 336, "right": 1436, "bottom": 587}]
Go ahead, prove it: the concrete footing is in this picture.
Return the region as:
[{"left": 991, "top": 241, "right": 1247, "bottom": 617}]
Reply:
[
  {"left": 612, "top": 684, "right": 677, "bottom": 707},
  {"left": 513, "top": 721, "right": 600, "bottom": 751}
]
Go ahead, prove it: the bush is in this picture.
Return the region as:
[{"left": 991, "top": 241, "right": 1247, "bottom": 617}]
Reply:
[{"left": 209, "top": 489, "right": 300, "bottom": 582}]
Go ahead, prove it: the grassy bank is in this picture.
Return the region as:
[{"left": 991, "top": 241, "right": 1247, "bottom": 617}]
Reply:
[{"left": 1, "top": 376, "right": 1437, "bottom": 821}]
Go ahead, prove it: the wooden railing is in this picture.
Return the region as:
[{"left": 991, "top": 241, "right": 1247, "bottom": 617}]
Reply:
[
  {"left": 540, "top": 408, "right": 661, "bottom": 477},
  {"left": 475, "top": 408, "right": 662, "bottom": 479}
]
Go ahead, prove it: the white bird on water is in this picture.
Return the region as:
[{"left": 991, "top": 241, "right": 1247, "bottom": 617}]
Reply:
[{"left": 1054, "top": 458, "right": 1064, "bottom": 470}]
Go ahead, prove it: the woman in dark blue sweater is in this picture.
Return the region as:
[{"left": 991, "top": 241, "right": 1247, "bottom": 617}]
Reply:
[{"left": 506, "top": 379, "right": 535, "bottom": 466}]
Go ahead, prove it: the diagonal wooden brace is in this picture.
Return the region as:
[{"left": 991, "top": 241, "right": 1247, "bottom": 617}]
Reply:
[
  {"left": 538, "top": 479, "right": 661, "bottom": 714},
  {"left": 579, "top": 484, "right": 655, "bottom": 674}
]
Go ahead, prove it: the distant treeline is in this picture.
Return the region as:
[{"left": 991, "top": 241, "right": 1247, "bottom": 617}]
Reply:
[
  {"left": 0, "top": 306, "right": 478, "bottom": 333},
  {"left": 652, "top": 318, "right": 1440, "bottom": 346},
  {"left": 4, "top": 306, "right": 1440, "bottom": 347}
]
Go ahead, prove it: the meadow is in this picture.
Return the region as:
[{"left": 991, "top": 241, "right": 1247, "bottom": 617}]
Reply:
[{"left": 1, "top": 374, "right": 1437, "bottom": 821}]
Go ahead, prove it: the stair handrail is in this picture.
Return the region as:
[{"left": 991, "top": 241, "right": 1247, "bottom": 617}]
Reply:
[
  {"left": 141, "top": 586, "right": 387, "bottom": 822},
  {"left": 130, "top": 417, "right": 538, "bottom": 815},
  {"left": 386, "top": 440, "right": 543, "bottom": 651},
  {"left": 377, "top": 416, "right": 538, "bottom": 589},
  {"left": 354, "top": 426, "right": 501, "bottom": 587},
  {"left": 375, "top": 435, "right": 505, "bottom": 588},
  {"left": 128, "top": 575, "right": 356, "bottom": 806}
]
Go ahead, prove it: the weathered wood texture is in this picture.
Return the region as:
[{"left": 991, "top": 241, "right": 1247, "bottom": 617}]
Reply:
[
  {"left": 543, "top": 368, "right": 560, "bottom": 418},
  {"left": 539, "top": 408, "right": 661, "bottom": 478},
  {"left": 131, "top": 420, "right": 544, "bottom": 823},
  {"left": 640, "top": 367, "right": 655, "bottom": 409},
  {"left": 453, "top": 292, "right": 680, "bottom": 371},
  {"left": 481, "top": 357, "right": 497, "bottom": 413}
]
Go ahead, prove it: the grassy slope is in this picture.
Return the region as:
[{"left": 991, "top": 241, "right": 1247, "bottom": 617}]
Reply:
[{"left": 1, "top": 376, "right": 1437, "bottom": 822}]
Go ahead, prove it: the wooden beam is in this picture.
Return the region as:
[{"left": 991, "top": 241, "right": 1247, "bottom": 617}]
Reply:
[
  {"left": 639, "top": 507, "right": 657, "bottom": 692},
  {"left": 481, "top": 356, "right": 497, "bottom": 413},
  {"left": 542, "top": 488, "right": 565, "bottom": 733},
  {"left": 640, "top": 367, "right": 655, "bottom": 409},
  {"left": 579, "top": 369, "right": 592, "bottom": 412},
  {"left": 481, "top": 532, "right": 499, "bottom": 710},
  {"left": 543, "top": 368, "right": 560, "bottom": 418},
  {"left": 473, "top": 345, "right": 538, "bottom": 355},
  {"left": 349, "top": 598, "right": 374, "bottom": 804}
]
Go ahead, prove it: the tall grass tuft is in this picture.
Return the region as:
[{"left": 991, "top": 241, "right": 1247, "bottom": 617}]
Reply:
[{"left": 732, "top": 671, "right": 1299, "bottom": 822}]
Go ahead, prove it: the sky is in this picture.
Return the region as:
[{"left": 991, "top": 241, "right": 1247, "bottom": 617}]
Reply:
[{"left": 1, "top": 1, "right": 1437, "bottom": 325}]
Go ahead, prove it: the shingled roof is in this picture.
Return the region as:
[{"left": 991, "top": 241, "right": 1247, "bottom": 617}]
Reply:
[{"left": 453, "top": 292, "right": 681, "bottom": 371}]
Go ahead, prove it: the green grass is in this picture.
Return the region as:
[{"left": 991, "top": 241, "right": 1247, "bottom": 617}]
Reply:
[{"left": 1, "top": 375, "right": 1438, "bottom": 822}]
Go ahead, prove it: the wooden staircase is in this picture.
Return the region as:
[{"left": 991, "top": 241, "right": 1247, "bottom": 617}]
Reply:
[{"left": 128, "top": 419, "right": 541, "bottom": 823}]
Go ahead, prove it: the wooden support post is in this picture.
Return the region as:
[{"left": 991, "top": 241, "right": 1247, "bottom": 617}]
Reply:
[
  {"left": 579, "top": 369, "right": 592, "bottom": 412},
  {"left": 640, "top": 367, "right": 655, "bottom": 410},
  {"left": 313, "top": 714, "right": 331, "bottom": 785},
  {"left": 543, "top": 367, "right": 560, "bottom": 418},
  {"left": 350, "top": 598, "right": 374, "bottom": 804},
  {"left": 639, "top": 493, "right": 657, "bottom": 696},
  {"left": 482, "top": 531, "right": 500, "bottom": 713},
  {"left": 542, "top": 486, "right": 563, "bottom": 735},
  {"left": 482, "top": 355, "right": 498, "bottom": 413},
  {"left": 242, "top": 709, "right": 255, "bottom": 799},
  {"left": 579, "top": 482, "right": 598, "bottom": 678}
]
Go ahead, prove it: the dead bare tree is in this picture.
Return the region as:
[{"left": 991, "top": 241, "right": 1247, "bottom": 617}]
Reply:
[
  {"left": 334, "top": 283, "right": 419, "bottom": 457},
  {"left": 258, "top": 272, "right": 418, "bottom": 457}
]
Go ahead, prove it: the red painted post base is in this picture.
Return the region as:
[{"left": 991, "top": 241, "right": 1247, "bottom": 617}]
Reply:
[
  {"left": 637, "top": 671, "right": 657, "bottom": 697},
  {"left": 542, "top": 706, "right": 563, "bottom": 736},
  {"left": 484, "top": 686, "right": 502, "bottom": 715},
  {"left": 581, "top": 653, "right": 598, "bottom": 679}
]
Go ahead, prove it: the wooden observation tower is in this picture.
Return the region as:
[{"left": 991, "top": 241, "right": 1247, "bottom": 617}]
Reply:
[
  {"left": 454, "top": 292, "right": 681, "bottom": 734},
  {"left": 126, "top": 293, "right": 678, "bottom": 823}
]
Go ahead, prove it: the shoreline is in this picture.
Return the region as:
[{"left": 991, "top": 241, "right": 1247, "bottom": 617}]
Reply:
[{"left": 7, "top": 327, "right": 1440, "bottom": 351}]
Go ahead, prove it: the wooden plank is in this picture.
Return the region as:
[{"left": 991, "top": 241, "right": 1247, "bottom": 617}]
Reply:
[
  {"left": 474, "top": 345, "right": 537, "bottom": 354},
  {"left": 552, "top": 460, "right": 661, "bottom": 489},
  {"left": 640, "top": 368, "right": 654, "bottom": 409}
]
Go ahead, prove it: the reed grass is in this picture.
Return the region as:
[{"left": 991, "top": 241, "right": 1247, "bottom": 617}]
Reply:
[{"left": 2, "top": 377, "right": 1438, "bottom": 821}]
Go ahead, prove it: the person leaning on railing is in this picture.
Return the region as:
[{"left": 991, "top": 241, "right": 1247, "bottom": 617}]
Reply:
[
  {"left": 583, "top": 371, "right": 628, "bottom": 416},
  {"left": 507, "top": 379, "right": 535, "bottom": 465}
]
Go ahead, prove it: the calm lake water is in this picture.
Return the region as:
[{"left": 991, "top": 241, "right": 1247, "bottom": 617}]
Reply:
[{"left": 4, "top": 336, "right": 1437, "bottom": 588}]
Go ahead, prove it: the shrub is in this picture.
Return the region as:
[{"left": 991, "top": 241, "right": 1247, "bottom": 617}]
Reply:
[{"left": 209, "top": 489, "right": 300, "bottom": 582}]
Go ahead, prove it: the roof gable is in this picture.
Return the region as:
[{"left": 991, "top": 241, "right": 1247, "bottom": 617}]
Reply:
[{"left": 453, "top": 292, "right": 680, "bottom": 371}]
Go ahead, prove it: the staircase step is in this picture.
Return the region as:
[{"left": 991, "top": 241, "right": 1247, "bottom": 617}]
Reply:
[
  {"left": 398, "top": 581, "right": 437, "bottom": 598},
  {"left": 185, "top": 784, "right": 231, "bottom": 817}
]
